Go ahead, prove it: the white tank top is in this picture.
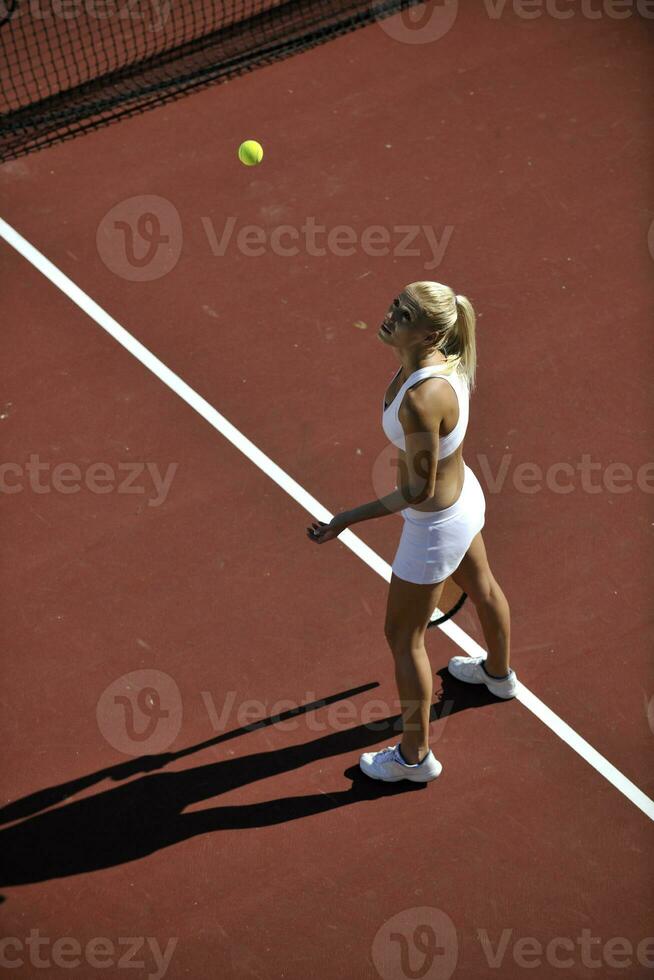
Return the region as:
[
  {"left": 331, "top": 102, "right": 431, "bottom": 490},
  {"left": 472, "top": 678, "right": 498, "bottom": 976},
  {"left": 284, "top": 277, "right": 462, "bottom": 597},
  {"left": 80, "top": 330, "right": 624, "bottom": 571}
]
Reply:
[{"left": 381, "top": 364, "right": 469, "bottom": 458}]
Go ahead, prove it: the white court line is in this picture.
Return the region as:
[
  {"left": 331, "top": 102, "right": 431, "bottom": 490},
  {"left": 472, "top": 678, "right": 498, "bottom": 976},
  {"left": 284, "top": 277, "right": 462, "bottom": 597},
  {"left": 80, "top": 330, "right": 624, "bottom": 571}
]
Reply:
[{"left": 2, "top": 215, "right": 652, "bottom": 823}]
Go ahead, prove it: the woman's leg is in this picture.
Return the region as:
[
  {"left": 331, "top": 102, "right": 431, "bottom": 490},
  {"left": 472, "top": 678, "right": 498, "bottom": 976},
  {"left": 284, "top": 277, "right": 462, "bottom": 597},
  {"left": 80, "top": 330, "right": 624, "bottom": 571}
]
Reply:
[
  {"left": 452, "top": 532, "right": 511, "bottom": 676},
  {"left": 384, "top": 572, "right": 445, "bottom": 764}
]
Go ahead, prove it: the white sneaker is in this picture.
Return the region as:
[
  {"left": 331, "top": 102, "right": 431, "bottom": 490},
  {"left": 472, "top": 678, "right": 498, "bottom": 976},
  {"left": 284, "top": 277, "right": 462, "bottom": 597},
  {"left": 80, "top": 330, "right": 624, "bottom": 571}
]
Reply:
[
  {"left": 447, "top": 655, "right": 517, "bottom": 699},
  {"left": 359, "top": 744, "right": 442, "bottom": 783}
]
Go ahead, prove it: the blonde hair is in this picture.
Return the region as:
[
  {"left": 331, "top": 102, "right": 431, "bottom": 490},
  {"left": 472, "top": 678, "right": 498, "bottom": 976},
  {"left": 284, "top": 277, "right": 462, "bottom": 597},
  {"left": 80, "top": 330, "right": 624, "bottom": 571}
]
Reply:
[{"left": 405, "top": 281, "right": 477, "bottom": 391}]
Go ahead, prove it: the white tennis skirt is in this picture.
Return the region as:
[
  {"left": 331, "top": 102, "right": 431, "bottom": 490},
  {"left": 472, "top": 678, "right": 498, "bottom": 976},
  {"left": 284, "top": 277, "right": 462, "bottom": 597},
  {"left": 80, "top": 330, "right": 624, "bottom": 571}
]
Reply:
[{"left": 391, "top": 463, "right": 486, "bottom": 585}]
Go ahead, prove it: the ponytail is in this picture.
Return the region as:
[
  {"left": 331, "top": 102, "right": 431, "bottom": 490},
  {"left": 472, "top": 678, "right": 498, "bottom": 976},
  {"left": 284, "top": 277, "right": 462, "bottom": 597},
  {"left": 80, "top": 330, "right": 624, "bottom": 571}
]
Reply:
[
  {"left": 405, "top": 281, "right": 478, "bottom": 391},
  {"left": 453, "top": 294, "right": 477, "bottom": 391}
]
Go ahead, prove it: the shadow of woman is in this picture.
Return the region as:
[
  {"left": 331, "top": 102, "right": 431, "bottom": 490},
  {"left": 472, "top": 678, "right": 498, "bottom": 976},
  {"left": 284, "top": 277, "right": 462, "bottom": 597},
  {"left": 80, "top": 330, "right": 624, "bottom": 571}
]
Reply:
[{"left": 0, "top": 670, "right": 499, "bottom": 888}]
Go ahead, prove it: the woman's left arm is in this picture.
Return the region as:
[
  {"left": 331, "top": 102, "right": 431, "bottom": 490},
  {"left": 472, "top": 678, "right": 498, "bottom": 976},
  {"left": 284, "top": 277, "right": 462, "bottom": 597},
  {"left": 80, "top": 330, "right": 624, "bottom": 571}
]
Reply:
[{"left": 308, "top": 387, "right": 440, "bottom": 543}]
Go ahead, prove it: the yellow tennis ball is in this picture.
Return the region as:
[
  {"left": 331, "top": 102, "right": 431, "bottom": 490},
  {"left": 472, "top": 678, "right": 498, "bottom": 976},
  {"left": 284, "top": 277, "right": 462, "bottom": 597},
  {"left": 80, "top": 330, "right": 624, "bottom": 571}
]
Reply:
[{"left": 238, "top": 140, "right": 264, "bottom": 166}]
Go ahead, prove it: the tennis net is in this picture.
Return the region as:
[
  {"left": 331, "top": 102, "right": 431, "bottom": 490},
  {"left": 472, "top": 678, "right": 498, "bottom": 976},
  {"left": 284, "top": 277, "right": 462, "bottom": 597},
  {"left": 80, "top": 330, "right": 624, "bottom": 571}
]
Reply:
[{"left": 0, "top": 0, "right": 421, "bottom": 160}]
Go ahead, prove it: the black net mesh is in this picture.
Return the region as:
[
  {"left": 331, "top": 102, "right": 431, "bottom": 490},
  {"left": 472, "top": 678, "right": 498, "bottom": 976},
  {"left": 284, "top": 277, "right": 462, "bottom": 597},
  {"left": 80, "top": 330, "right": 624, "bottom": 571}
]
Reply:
[{"left": 0, "top": 0, "right": 421, "bottom": 160}]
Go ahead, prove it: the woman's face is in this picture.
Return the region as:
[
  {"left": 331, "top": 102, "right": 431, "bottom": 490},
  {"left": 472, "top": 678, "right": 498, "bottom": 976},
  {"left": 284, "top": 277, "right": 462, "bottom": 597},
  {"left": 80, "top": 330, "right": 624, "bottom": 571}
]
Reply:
[{"left": 378, "top": 290, "right": 430, "bottom": 349}]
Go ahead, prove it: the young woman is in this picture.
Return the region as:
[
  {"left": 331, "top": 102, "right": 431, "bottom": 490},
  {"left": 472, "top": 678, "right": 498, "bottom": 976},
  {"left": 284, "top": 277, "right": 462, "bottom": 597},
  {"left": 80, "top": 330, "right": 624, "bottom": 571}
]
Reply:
[{"left": 307, "top": 281, "right": 517, "bottom": 783}]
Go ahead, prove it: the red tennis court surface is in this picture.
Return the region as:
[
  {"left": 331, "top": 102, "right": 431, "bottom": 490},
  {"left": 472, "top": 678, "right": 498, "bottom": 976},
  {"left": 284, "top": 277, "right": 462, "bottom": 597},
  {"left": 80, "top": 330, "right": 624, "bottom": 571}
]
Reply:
[{"left": 1, "top": 5, "right": 653, "bottom": 979}]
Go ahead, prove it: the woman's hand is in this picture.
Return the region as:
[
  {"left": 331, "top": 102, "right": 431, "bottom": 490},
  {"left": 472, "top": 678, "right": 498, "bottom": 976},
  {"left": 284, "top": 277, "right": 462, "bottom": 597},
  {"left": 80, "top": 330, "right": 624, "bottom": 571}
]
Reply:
[{"left": 306, "top": 513, "right": 351, "bottom": 544}]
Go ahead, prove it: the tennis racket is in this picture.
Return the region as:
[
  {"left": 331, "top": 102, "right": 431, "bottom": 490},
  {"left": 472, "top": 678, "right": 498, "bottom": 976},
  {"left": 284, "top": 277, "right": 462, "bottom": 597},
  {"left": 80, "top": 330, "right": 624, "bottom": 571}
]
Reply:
[{"left": 427, "top": 576, "right": 467, "bottom": 628}]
